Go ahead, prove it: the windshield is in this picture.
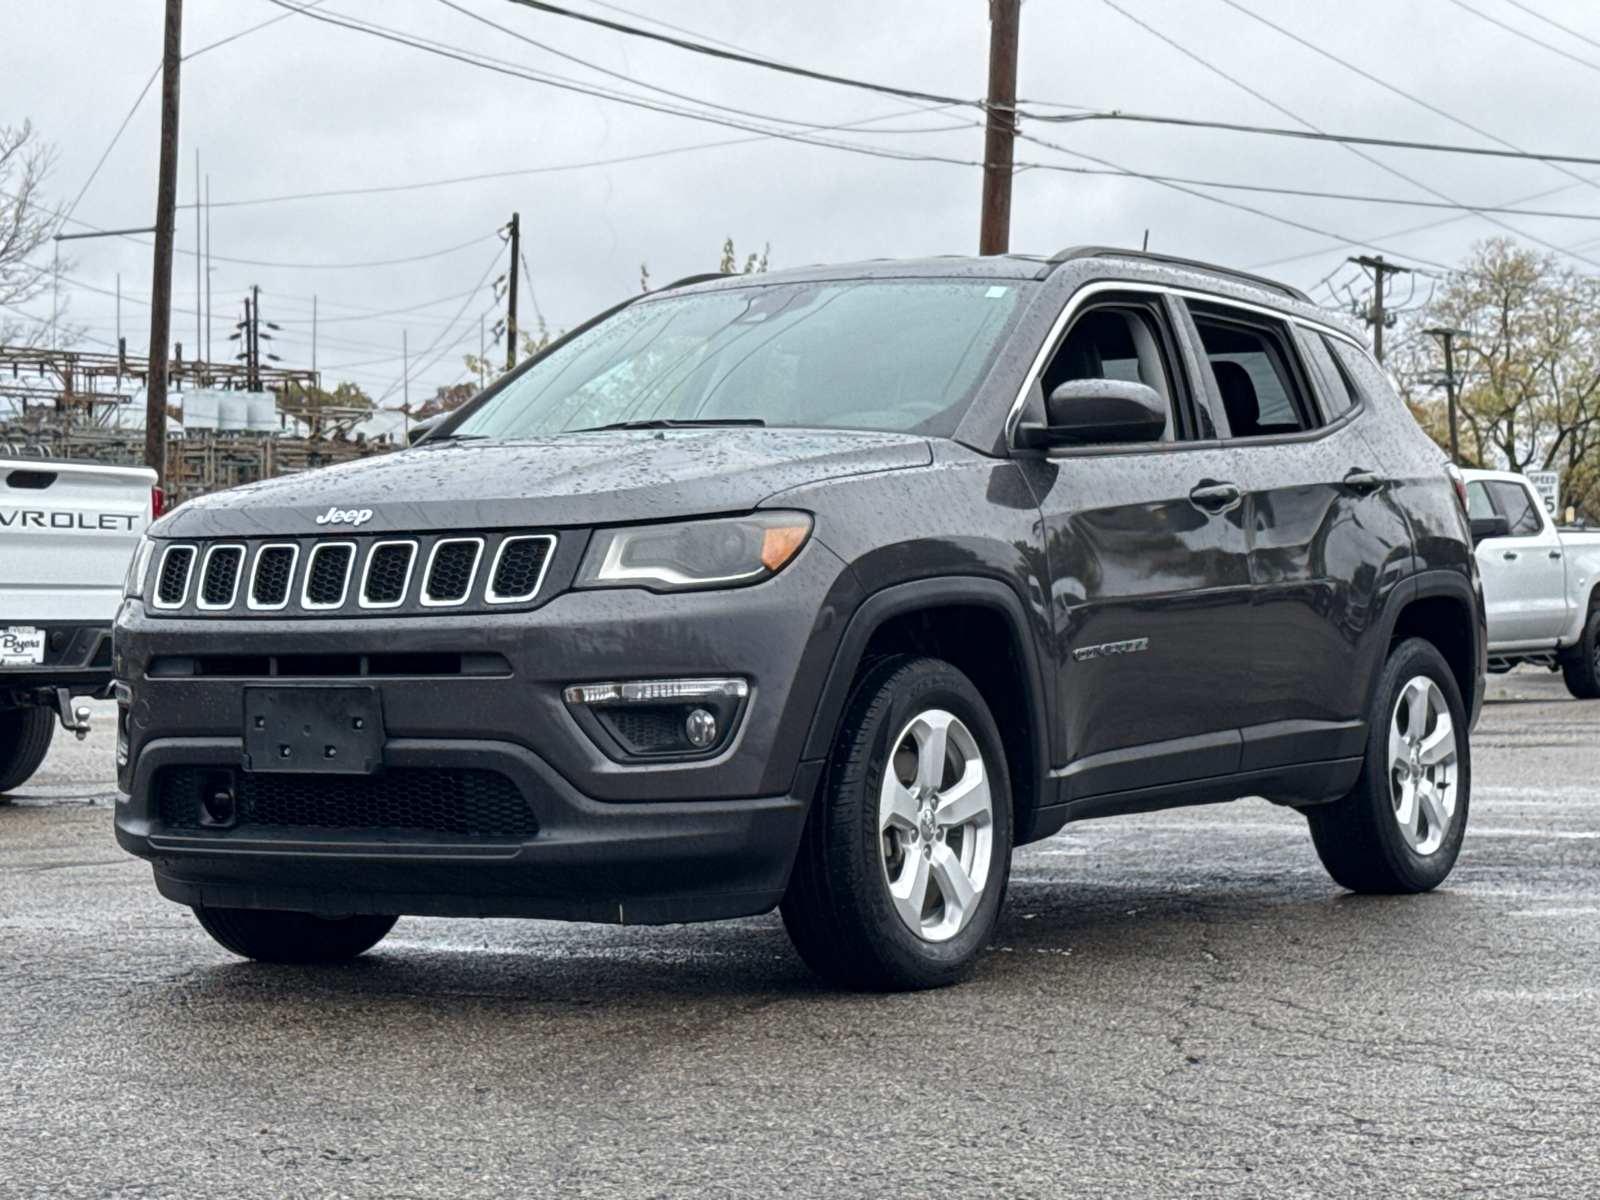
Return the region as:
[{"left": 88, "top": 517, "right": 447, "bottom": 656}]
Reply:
[{"left": 449, "top": 279, "right": 1024, "bottom": 439}]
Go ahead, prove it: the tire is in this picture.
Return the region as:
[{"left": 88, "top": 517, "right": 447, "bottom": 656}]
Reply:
[
  {"left": 1560, "top": 609, "right": 1600, "bottom": 699},
  {"left": 0, "top": 706, "right": 55, "bottom": 795},
  {"left": 1307, "top": 637, "right": 1470, "bottom": 894},
  {"left": 192, "top": 906, "right": 397, "bottom": 963},
  {"left": 781, "top": 655, "right": 1013, "bottom": 992}
]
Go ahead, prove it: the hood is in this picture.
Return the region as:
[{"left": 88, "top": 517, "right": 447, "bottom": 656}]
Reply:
[{"left": 157, "top": 428, "right": 933, "bottom": 538}]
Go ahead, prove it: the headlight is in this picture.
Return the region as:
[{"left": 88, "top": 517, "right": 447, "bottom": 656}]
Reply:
[
  {"left": 123, "top": 535, "right": 155, "bottom": 600},
  {"left": 575, "top": 512, "right": 812, "bottom": 592}
]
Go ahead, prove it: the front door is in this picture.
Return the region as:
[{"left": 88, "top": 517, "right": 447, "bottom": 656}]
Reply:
[
  {"left": 1469, "top": 476, "right": 1568, "bottom": 645},
  {"left": 1022, "top": 294, "right": 1254, "bottom": 802}
]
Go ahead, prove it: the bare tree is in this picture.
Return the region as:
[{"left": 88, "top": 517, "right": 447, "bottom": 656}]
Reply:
[
  {"left": 0, "top": 122, "right": 63, "bottom": 346},
  {"left": 1394, "top": 239, "right": 1600, "bottom": 520}
]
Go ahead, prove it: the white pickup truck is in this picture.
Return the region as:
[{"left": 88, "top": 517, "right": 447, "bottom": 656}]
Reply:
[
  {"left": 1463, "top": 468, "right": 1600, "bottom": 697},
  {"left": 1, "top": 458, "right": 158, "bottom": 792}
]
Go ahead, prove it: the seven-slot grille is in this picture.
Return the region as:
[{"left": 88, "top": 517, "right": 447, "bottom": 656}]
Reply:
[{"left": 143, "top": 531, "right": 556, "bottom": 617}]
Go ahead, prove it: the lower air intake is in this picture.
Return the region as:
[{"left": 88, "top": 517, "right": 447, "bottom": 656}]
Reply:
[{"left": 154, "top": 766, "right": 537, "bottom": 838}]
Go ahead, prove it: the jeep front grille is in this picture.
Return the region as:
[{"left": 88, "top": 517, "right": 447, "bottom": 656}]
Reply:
[
  {"left": 362, "top": 541, "right": 416, "bottom": 607},
  {"left": 250, "top": 545, "right": 297, "bottom": 609},
  {"left": 143, "top": 530, "right": 560, "bottom": 618},
  {"left": 154, "top": 545, "right": 196, "bottom": 607},
  {"left": 303, "top": 543, "right": 354, "bottom": 609},
  {"left": 422, "top": 538, "right": 481, "bottom": 606},
  {"left": 487, "top": 535, "right": 555, "bottom": 603}
]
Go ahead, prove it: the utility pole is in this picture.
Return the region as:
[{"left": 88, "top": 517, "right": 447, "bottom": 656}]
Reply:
[
  {"left": 145, "top": 0, "right": 183, "bottom": 483},
  {"left": 194, "top": 149, "right": 201, "bottom": 373},
  {"left": 1348, "top": 254, "right": 1411, "bottom": 363},
  {"left": 979, "top": 0, "right": 1021, "bottom": 256},
  {"left": 312, "top": 295, "right": 318, "bottom": 378},
  {"left": 204, "top": 173, "right": 211, "bottom": 367},
  {"left": 1427, "top": 327, "right": 1465, "bottom": 465},
  {"left": 505, "top": 212, "right": 520, "bottom": 372}
]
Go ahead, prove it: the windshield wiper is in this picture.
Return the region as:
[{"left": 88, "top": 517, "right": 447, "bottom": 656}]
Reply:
[
  {"left": 586, "top": 418, "right": 767, "bottom": 432},
  {"left": 418, "top": 432, "right": 488, "bottom": 443}
]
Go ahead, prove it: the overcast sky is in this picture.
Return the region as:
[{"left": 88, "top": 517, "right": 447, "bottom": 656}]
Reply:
[{"left": 8, "top": 0, "right": 1600, "bottom": 406}]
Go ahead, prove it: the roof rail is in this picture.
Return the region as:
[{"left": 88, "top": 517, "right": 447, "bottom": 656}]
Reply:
[{"left": 1041, "top": 246, "right": 1312, "bottom": 303}]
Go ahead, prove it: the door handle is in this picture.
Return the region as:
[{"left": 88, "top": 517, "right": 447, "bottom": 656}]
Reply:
[
  {"left": 1189, "top": 481, "right": 1241, "bottom": 511},
  {"left": 1550, "top": 550, "right": 1563, "bottom": 560},
  {"left": 1503, "top": 551, "right": 1519, "bottom": 560},
  {"left": 1343, "top": 468, "right": 1387, "bottom": 492}
]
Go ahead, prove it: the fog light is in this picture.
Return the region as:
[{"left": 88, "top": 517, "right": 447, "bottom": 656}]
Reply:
[
  {"left": 684, "top": 707, "right": 718, "bottom": 748},
  {"left": 563, "top": 676, "right": 749, "bottom": 759}
]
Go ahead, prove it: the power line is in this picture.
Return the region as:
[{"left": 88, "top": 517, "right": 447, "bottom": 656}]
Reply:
[
  {"left": 439, "top": 0, "right": 979, "bottom": 138},
  {"left": 499, "top": 0, "right": 986, "bottom": 110},
  {"left": 1029, "top": 107, "right": 1600, "bottom": 169},
  {"left": 1084, "top": 0, "right": 1600, "bottom": 279},
  {"left": 1204, "top": 0, "right": 1600, "bottom": 268},
  {"left": 264, "top": 0, "right": 990, "bottom": 172},
  {"left": 1436, "top": 0, "right": 1600, "bottom": 73},
  {"left": 1494, "top": 0, "right": 1600, "bottom": 52}
]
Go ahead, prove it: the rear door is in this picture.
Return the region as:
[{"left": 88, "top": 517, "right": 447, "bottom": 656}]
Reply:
[
  {"left": 1179, "top": 302, "right": 1409, "bottom": 771},
  {"left": 1470, "top": 476, "right": 1568, "bottom": 645},
  {"left": 1026, "top": 292, "right": 1253, "bottom": 801}
]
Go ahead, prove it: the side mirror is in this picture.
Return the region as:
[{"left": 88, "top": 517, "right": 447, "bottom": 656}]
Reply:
[
  {"left": 1017, "top": 379, "right": 1168, "bottom": 447},
  {"left": 407, "top": 417, "right": 440, "bottom": 446},
  {"left": 1470, "top": 514, "right": 1510, "bottom": 544}
]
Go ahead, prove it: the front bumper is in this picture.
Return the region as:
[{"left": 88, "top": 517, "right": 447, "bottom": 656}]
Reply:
[{"left": 116, "top": 738, "right": 817, "bottom": 923}]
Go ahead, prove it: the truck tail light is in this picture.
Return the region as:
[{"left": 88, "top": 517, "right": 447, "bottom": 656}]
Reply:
[
  {"left": 151, "top": 486, "right": 166, "bottom": 519},
  {"left": 1444, "top": 463, "right": 1468, "bottom": 514}
]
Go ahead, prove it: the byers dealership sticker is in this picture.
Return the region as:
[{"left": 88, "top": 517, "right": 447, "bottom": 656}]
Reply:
[{"left": 0, "top": 626, "right": 46, "bottom": 666}]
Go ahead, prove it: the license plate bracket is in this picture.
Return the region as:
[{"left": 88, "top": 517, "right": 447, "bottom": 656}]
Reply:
[
  {"left": 242, "top": 685, "right": 383, "bottom": 774},
  {"left": 0, "top": 626, "right": 46, "bottom": 667}
]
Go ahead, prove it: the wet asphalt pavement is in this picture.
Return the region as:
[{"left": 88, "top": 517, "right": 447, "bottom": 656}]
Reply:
[{"left": 2, "top": 674, "right": 1598, "bottom": 1199}]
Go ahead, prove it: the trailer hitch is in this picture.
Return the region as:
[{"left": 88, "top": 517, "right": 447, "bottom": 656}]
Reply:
[{"left": 54, "top": 688, "right": 93, "bottom": 741}]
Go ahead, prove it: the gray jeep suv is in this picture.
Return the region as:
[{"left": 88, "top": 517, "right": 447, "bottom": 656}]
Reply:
[{"left": 114, "top": 248, "right": 1485, "bottom": 990}]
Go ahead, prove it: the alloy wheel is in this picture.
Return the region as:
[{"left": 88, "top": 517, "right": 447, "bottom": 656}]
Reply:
[
  {"left": 878, "top": 708, "right": 994, "bottom": 942},
  {"left": 1387, "top": 675, "right": 1459, "bottom": 856}
]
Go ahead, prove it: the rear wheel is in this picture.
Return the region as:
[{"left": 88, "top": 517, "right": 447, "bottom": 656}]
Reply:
[
  {"left": 781, "top": 655, "right": 1012, "bottom": 991},
  {"left": 192, "top": 906, "right": 397, "bottom": 963},
  {"left": 1560, "top": 609, "right": 1600, "bottom": 699},
  {"left": 1307, "top": 637, "right": 1469, "bottom": 893},
  {"left": 0, "top": 706, "right": 55, "bottom": 795}
]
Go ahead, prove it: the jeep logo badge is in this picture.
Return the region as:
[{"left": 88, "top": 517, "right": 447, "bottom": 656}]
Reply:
[{"left": 314, "top": 505, "right": 374, "bottom": 527}]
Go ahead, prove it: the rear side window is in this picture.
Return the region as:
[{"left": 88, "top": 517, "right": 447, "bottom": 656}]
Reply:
[
  {"left": 1190, "top": 309, "right": 1316, "bottom": 438},
  {"left": 1295, "top": 330, "right": 1359, "bottom": 421},
  {"left": 1485, "top": 480, "right": 1545, "bottom": 537}
]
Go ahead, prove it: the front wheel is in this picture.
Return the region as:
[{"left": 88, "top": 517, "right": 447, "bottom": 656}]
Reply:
[
  {"left": 1560, "top": 609, "right": 1600, "bottom": 699},
  {"left": 0, "top": 706, "right": 55, "bottom": 795},
  {"left": 781, "top": 655, "right": 1012, "bottom": 992},
  {"left": 1307, "top": 637, "right": 1470, "bottom": 893},
  {"left": 193, "top": 907, "right": 397, "bottom": 963}
]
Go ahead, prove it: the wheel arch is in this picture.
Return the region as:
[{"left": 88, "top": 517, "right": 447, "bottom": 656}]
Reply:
[
  {"left": 801, "top": 577, "right": 1054, "bottom": 844},
  {"left": 1382, "top": 570, "right": 1485, "bottom": 725}
]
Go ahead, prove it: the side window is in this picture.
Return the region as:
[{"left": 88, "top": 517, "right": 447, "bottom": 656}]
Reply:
[
  {"left": 1465, "top": 481, "right": 1497, "bottom": 521},
  {"left": 1295, "top": 330, "right": 1358, "bottom": 422},
  {"left": 1485, "top": 480, "right": 1545, "bottom": 537},
  {"left": 1190, "top": 309, "right": 1316, "bottom": 438},
  {"left": 1040, "top": 305, "right": 1188, "bottom": 442}
]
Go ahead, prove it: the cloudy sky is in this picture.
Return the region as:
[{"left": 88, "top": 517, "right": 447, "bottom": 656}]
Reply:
[{"left": 8, "top": 0, "right": 1600, "bottom": 406}]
